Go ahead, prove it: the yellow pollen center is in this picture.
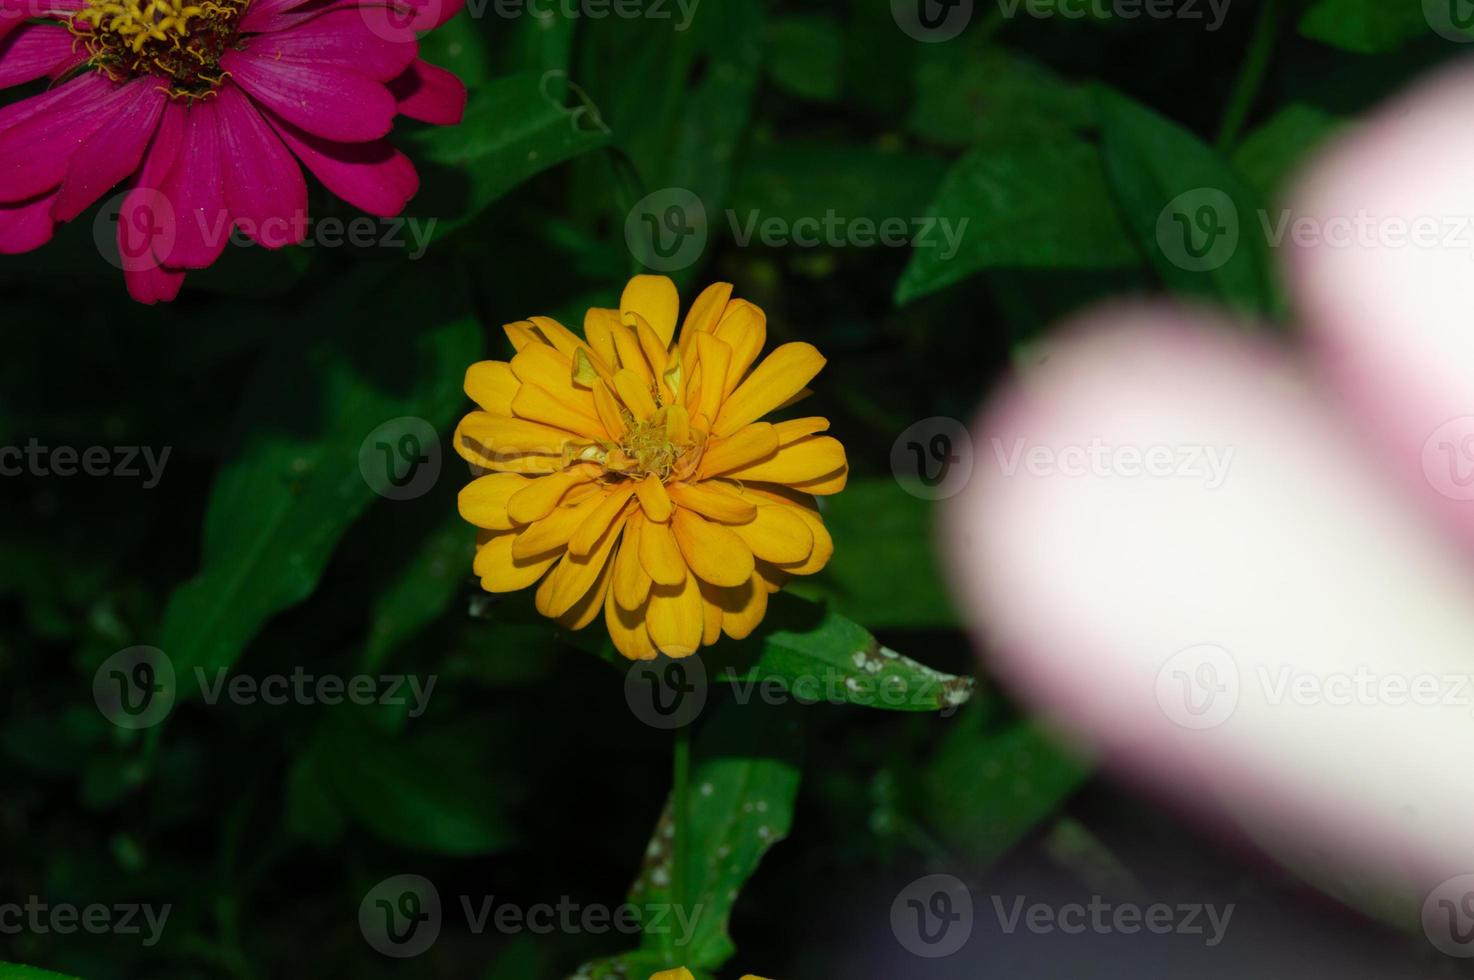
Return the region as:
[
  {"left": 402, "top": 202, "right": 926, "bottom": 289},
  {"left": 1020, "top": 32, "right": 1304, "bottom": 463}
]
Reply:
[{"left": 71, "top": 0, "right": 248, "bottom": 97}]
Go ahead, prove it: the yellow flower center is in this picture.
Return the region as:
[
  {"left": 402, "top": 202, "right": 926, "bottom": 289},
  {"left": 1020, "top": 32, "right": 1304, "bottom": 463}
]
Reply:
[
  {"left": 70, "top": 0, "right": 248, "bottom": 97},
  {"left": 600, "top": 405, "right": 704, "bottom": 484}
]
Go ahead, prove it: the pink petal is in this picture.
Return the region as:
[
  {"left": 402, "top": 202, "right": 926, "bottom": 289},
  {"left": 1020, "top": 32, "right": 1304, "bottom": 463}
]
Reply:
[
  {"left": 237, "top": 0, "right": 325, "bottom": 31},
  {"left": 1291, "top": 63, "right": 1474, "bottom": 558},
  {"left": 221, "top": 50, "right": 395, "bottom": 142},
  {"left": 156, "top": 99, "right": 229, "bottom": 269},
  {"left": 0, "top": 69, "right": 103, "bottom": 131},
  {"left": 216, "top": 85, "right": 307, "bottom": 248},
  {"left": 119, "top": 102, "right": 187, "bottom": 302},
  {"left": 389, "top": 59, "right": 465, "bottom": 125},
  {"left": 266, "top": 110, "right": 417, "bottom": 217},
  {"left": 244, "top": 9, "right": 417, "bottom": 81},
  {"left": 0, "top": 24, "right": 82, "bottom": 88},
  {"left": 0, "top": 72, "right": 120, "bottom": 200},
  {"left": 52, "top": 78, "right": 166, "bottom": 222},
  {"left": 945, "top": 306, "right": 1474, "bottom": 894},
  {"left": 0, "top": 189, "right": 56, "bottom": 253}
]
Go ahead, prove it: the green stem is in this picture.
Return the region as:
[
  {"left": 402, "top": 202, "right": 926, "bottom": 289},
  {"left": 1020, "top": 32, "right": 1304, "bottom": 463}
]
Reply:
[
  {"left": 671, "top": 724, "right": 691, "bottom": 956},
  {"left": 1216, "top": 0, "right": 1282, "bottom": 152}
]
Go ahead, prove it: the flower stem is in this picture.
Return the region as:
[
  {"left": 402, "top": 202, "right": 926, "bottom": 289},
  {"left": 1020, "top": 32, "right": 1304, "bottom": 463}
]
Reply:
[
  {"left": 672, "top": 723, "right": 691, "bottom": 954},
  {"left": 1216, "top": 0, "right": 1282, "bottom": 152}
]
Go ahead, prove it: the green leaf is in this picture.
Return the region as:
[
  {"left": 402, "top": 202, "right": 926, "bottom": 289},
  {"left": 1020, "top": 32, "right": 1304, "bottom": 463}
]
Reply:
[
  {"left": 0, "top": 964, "right": 83, "bottom": 980},
  {"left": 709, "top": 594, "right": 974, "bottom": 713},
  {"left": 159, "top": 265, "right": 481, "bottom": 698},
  {"left": 786, "top": 479, "right": 956, "bottom": 628},
  {"left": 726, "top": 143, "right": 948, "bottom": 237},
  {"left": 1298, "top": 0, "right": 1433, "bottom": 53},
  {"left": 1095, "top": 85, "right": 1279, "bottom": 313},
  {"left": 364, "top": 510, "right": 475, "bottom": 673},
  {"left": 922, "top": 703, "right": 1090, "bottom": 868},
  {"left": 406, "top": 71, "right": 611, "bottom": 242},
  {"left": 895, "top": 137, "right": 1139, "bottom": 305},
  {"left": 304, "top": 713, "right": 518, "bottom": 855},
  {"left": 632, "top": 699, "right": 802, "bottom": 970},
  {"left": 1232, "top": 102, "right": 1343, "bottom": 198},
  {"left": 766, "top": 15, "right": 843, "bottom": 102},
  {"left": 909, "top": 45, "right": 1090, "bottom": 149}
]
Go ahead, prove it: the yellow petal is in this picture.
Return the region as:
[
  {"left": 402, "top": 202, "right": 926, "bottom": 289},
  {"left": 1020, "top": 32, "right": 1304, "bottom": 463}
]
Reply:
[
  {"left": 677, "top": 281, "right": 733, "bottom": 359},
  {"left": 605, "top": 587, "right": 657, "bottom": 661},
  {"left": 454, "top": 413, "right": 565, "bottom": 473},
  {"left": 511, "top": 344, "right": 600, "bottom": 416},
  {"left": 697, "top": 580, "right": 724, "bottom": 646},
  {"left": 592, "top": 379, "right": 629, "bottom": 441},
  {"left": 634, "top": 472, "right": 673, "bottom": 522},
  {"left": 730, "top": 500, "right": 814, "bottom": 564},
  {"left": 699, "top": 422, "right": 779, "bottom": 479},
  {"left": 612, "top": 515, "right": 652, "bottom": 610},
  {"left": 527, "top": 315, "right": 583, "bottom": 360},
  {"left": 712, "top": 299, "right": 766, "bottom": 400},
  {"left": 474, "top": 532, "right": 558, "bottom": 592},
  {"left": 506, "top": 464, "right": 599, "bottom": 525},
  {"left": 639, "top": 517, "right": 687, "bottom": 586},
  {"left": 614, "top": 367, "right": 659, "bottom": 422},
  {"left": 538, "top": 510, "right": 625, "bottom": 618},
  {"left": 464, "top": 360, "right": 517, "bottom": 415},
  {"left": 631, "top": 313, "right": 670, "bottom": 381},
  {"left": 649, "top": 969, "right": 697, "bottom": 980},
  {"left": 707, "top": 573, "right": 768, "bottom": 640},
  {"left": 668, "top": 481, "right": 757, "bottom": 523},
  {"left": 742, "top": 487, "right": 834, "bottom": 575},
  {"left": 569, "top": 484, "right": 635, "bottom": 557},
  {"left": 584, "top": 307, "right": 621, "bottom": 367},
  {"left": 672, "top": 508, "right": 754, "bottom": 587},
  {"left": 691, "top": 333, "right": 733, "bottom": 424},
  {"left": 554, "top": 549, "right": 613, "bottom": 630},
  {"left": 720, "top": 434, "right": 846, "bottom": 488},
  {"left": 511, "top": 383, "right": 607, "bottom": 441},
  {"left": 459, "top": 412, "right": 579, "bottom": 455},
  {"left": 646, "top": 567, "right": 704, "bottom": 657},
  {"left": 621, "top": 274, "right": 680, "bottom": 347},
  {"left": 610, "top": 322, "right": 653, "bottom": 384},
  {"left": 712, "top": 342, "right": 826, "bottom": 437},
  {"left": 665, "top": 403, "right": 691, "bottom": 446},
  {"left": 502, "top": 320, "right": 540, "bottom": 352},
  {"left": 774, "top": 416, "right": 830, "bottom": 445},
  {"left": 511, "top": 489, "right": 603, "bottom": 559},
  {"left": 458, "top": 472, "right": 532, "bottom": 530},
  {"left": 791, "top": 464, "right": 848, "bottom": 496}
]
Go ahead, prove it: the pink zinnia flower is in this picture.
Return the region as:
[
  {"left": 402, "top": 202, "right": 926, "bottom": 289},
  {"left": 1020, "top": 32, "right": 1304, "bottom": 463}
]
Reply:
[{"left": 0, "top": 0, "right": 466, "bottom": 302}]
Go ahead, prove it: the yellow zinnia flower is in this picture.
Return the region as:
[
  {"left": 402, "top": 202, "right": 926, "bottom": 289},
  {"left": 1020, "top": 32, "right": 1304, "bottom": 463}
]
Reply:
[
  {"left": 454, "top": 274, "right": 847, "bottom": 660},
  {"left": 649, "top": 970, "right": 770, "bottom": 980}
]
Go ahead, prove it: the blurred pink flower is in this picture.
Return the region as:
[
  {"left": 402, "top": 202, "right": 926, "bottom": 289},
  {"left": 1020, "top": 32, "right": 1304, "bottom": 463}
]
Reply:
[
  {"left": 0, "top": 0, "right": 465, "bottom": 302},
  {"left": 946, "top": 63, "right": 1474, "bottom": 914}
]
